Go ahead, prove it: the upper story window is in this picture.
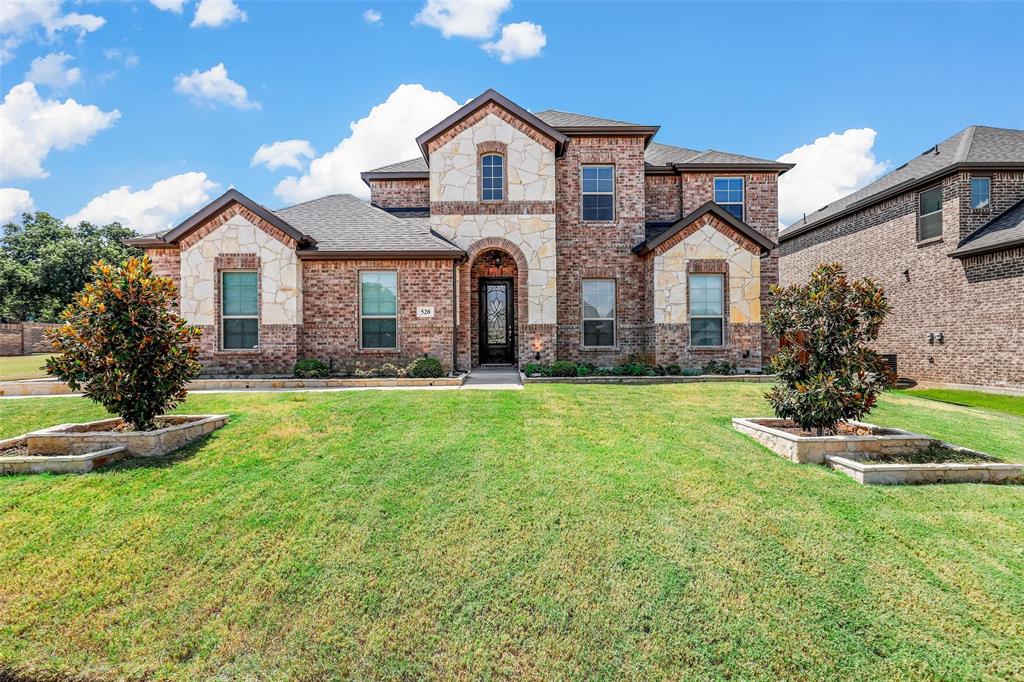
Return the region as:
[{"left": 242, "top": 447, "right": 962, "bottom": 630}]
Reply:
[
  {"left": 689, "top": 274, "right": 724, "bottom": 347},
  {"left": 582, "top": 165, "right": 614, "bottom": 221},
  {"left": 360, "top": 271, "right": 398, "bottom": 349},
  {"left": 582, "top": 279, "right": 616, "bottom": 347},
  {"left": 221, "top": 270, "right": 258, "bottom": 350},
  {"left": 970, "top": 176, "right": 990, "bottom": 209},
  {"left": 481, "top": 153, "right": 504, "bottom": 202},
  {"left": 714, "top": 178, "right": 744, "bottom": 220},
  {"left": 918, "top": 185, "right": 943, "bottom": 241}
]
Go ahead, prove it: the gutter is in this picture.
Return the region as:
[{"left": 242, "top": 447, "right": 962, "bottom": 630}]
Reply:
[{"left": 949, "top": 237, "right": 1024, "bottom": 259}]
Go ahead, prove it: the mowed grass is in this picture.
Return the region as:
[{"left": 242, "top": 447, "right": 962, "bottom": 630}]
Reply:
[
  {"left": 0, "top": 354, "right": 51, "bottom": 381},
  {"left": 899, "top": 387, "right": 1024, "bottom": 418},
  {"left": 0, "top": 385, "right": 1022, "bottom": 681}
]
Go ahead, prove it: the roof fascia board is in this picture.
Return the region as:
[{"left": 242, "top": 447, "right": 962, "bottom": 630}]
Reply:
[
  {"left": 359, "top": 171, "right": 430, "bottom": 186},
  {"left": 949, "top": 237, "right": 1024, "bottom": 259},
  {"left": 632, "top": 201, "right": 776, "bottom": 256},
  {"left": 160, "top": 189, "right": 314, "bottom": 246},
  {"left": 297, "top": 249, "right": 463, "bottom": 260}
]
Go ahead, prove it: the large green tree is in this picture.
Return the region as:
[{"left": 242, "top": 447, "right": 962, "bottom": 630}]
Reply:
[{"left": 0, "top": 212, "right": 141, "bottom": 322}]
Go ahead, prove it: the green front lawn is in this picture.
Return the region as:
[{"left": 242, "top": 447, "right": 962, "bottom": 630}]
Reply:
[
  {"left": 899, "top": 387, "right": 1024, "bottom": 418},
  {"left": 0, "top": 354, "right": 51, "bottom": 381},
  {"left": 1, "top": 385, "right": 1022, "bottom": 680}
]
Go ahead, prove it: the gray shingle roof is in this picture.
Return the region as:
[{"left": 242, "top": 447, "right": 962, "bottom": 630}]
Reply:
[
  {"left": 365, "top": 157, "right": 428, "bottom": 174},
  {"left": 950, "top": 197, "right": 1024, "bottom": 258},
  {"left": 644, "top": 142, "right": 702, "bottom": 165},
  {"left": 644, "top": 142, "right": 785, "bottom": 168},
  {"left": 783, "top": 126, "right": 1024, "bottom": 237},
  {"left": 273, "top": 194, "right": 462, "bottom": 254},
  {"left": 534, "top": 109, "right": 650, "bottom": 128}
]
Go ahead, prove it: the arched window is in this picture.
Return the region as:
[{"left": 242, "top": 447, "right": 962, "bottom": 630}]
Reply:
[{"left": 481, "top": 153, "right": 504, "bottom": 201}]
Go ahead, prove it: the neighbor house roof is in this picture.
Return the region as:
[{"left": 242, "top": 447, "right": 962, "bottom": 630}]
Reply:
[
  {"left": 414, "top": 89, "right": 569, "bottom": 161},
  {"left": 275, "top": 194, "right": 463, "bottom": 258},
  {"left": 781, "top": 125, "right": 1024, "bottom": 241},
  {"left": 643, "top": 142, "right": 794, "bottom": 174},
  {"left": 949, "top": 197, "right": 1024, "bottom": 258},
  {"left": 632, "top": 201, "right": 776, "bottom": 256}
]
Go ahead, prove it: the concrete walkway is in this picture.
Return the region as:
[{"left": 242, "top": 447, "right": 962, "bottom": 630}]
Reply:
[{"left": 462, "top": 366, "right": 523, "bottom": 390}]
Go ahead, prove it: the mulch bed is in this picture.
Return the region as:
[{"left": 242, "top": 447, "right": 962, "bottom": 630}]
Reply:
[
  {"left": 0, "top": 444, "right": 29, "bottom": 458},
  {"left": 768, "top": 421, "right": 895, "bottom": 437}
]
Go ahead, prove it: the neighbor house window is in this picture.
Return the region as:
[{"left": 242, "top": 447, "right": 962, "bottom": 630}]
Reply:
[
  {"left": 360, "top": 271, "right": 398, "bottom": 349},
  {"left": 582, "top": 279, "right": 615, "bottom": 347},
  {"left": 582, "top": 165, "right": 614, "bottom": 221},
  {"left": 481, "top": 153, "right": 504, "bottom": 201},
  {"left": 689, "top": 274, "right": 724, "bottom": 347},
  {"left": 714, "top": 178, "right": 744, "bottom": 220},
  {"left": 918, "top": 185, "right": 943, "bottom": 241},
  {"left": 221, "top": 270, "right": 258, "bottom": 350},
  {"left": 970, "top": 177, "right": 990, "bottom": 209}
]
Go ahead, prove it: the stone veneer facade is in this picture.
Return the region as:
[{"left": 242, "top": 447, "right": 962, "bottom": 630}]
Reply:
[
  {"left": 146, "top": 94, "right": 784, "bottom": 376},
  {"left": 778, "top": 170, "right": 1024, "bottom": 389}
]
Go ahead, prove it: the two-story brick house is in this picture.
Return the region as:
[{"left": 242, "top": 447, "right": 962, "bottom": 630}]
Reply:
[
  {"left": 129, "top": 89, "right": 791, "bottom": 376},
  {"left": 778, "top": 125, "right": 1024, "bottom": 389}
]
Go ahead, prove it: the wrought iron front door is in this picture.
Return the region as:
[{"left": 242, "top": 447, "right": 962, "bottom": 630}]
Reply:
[{"left": 479, "top": 278, "right": 514, "bottom": 364}]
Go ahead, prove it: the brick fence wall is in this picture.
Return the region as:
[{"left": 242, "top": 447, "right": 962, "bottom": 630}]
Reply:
[{"left": 0, "top": 322, "right": 58, "bottom": 356}]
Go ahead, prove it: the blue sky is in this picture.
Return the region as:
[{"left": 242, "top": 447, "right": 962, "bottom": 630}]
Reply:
[{"left": 1, "top": 0, "right": 1022, "bottom": 232}]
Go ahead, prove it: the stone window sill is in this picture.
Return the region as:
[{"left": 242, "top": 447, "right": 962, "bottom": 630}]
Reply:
[
  {"left": 356, "top": 348, "right": 401, "bottom": 354},
  {"left": 216, "top": 349, "right": 262, "bottom": 355},
  {"left": 580, "top": 345, "right": 619, "bottom": 352},
  {"left": 581, "top": 221, "right": 616, "bottom": 227},
  {"left": 687, "top": 345, "right": 731, "bottom": 352},
  {"left": 916, "top": 236, "right": 944, "bottom": 248}
]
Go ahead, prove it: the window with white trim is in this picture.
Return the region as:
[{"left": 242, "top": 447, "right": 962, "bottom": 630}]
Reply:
[
  {"left": 582, "top": 165, "right": 614, "bottom": 221},
  {"left": 582, "top": 279, "right": 615, "bottom": 347},
  {"left": 970, "top": 177, "right": 990, "bottom": 209},
  {"left": 221, "top": 270, "right": 258, "bottom": 350},
  {"left": 689, "top": 274, "right": 724, "bottom": 347},
  {"left": 714, "top": 177, "right": 744, "bottom": 220},
  {"left": 918, "top": 185, "right": 943, "bottom": 241},
  {"left": 360, "top": 271, "right": 398, "bottom": 349},
  {"left": 481, "top": 153, "right": 504, "bottom": 201}
]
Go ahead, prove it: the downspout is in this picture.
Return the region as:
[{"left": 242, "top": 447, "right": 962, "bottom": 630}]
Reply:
[{"left": 452, "top": 259, "right": 460, "bottom": 373}]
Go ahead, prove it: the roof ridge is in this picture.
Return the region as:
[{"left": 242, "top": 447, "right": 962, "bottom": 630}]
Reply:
[{"left": 954, "top": 125, "right": 977, "bottom": 162}]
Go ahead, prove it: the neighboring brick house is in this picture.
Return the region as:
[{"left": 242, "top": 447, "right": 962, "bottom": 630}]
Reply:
[
  {"left": 778, "top": 125, "right": 1024, "bottom": 390},
  {"left": 128, "top": 89, "right": 790, "bottom": 376}
]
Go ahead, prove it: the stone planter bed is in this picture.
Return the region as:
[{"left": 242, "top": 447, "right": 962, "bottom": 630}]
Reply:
[
  {"left": 1, "top": 415, "right": 228, "bottom": 475},
  {"left": 0, "top": 375, "right": 465, "bottom": 397},
  {"left": 732, "top": 417, "right": 1023, "bottom": 485},
  {"left": 523, "top": 374, "right": 776, "bottom": 385}
]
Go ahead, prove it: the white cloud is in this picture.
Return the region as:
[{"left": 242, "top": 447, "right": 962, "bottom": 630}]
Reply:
[
  {"left": 251, "top": 139, "right": 316, "bottom": 171},
  {"left": 362, "top": 8, "right": 381, "bottom": 25},
  {"left": 0, "top": 188, "right": 34, "bottom": 223},
  {"left": 0, "top": 81, "right": 120, "bottom": 180},
  {"left": 275, "top": 83, "right": 460, "bottom": 204},
  {"left": 481, "top": 21, "right": 545, "bottom": 63},
  {"left": 173, "top": 63, "right": 259, "bottom": 110},
  {"left": 65, "top": 172, "right": 218, "bottom": 233},
  {"left": 414, "top": 0, "right": 509, "bottom": 39},
  {"left": 103, "top": 47, "right": 139, "bottom": 67},
  {"left": 777, "top": 128, "right": 890, "bottom": 228},
  {"left": 25, "top": 52, "right": 80, "bottom": 88},
  {"left": 150, "top": 0, "right": 188, "bottom": 12},
  {"left": 0, "top": 0, "right": 105, "bottom": 63},
  {"left": 190, "top": 0, "right": 246, "bottom": 28}
]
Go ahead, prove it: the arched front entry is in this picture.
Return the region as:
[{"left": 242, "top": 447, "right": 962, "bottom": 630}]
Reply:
[{"left": 459, "top": 239, "right": 530, "bottom": 368}]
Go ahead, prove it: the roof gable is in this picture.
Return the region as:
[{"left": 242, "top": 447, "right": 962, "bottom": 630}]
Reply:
[
  {"left": 149, "top": 189, "right": 312, "bottom": 247},
  {"left": 414, "top": 89, "right": 568, "bottom": 160},
  {"left": 950, "top": 197, "right": 1024, "bottom": 258},
  {"left": 633, "top": 202, "right": 776, "bottom": 256}
]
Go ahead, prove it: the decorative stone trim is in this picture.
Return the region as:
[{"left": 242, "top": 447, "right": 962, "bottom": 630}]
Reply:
[
  {"left": 654, "top": 214, "right": 762, "bottom": 257},
  {"left": 732, "top": 418, "right": 934, "bottom": 465},
  {"left": 1, "top": 439, "right": 127, "bottom": 475},
  {"left": 431, "top": 201, "right": 556, "bottom": 215},
  {"left": 179, "top": 202, "right": 297, "bottom": 250},
  {"left": 477, "top": 141, "right": 508, "bottom": 204},
  {"left": 25, "top": 415, "right": 229, "bottom": 458},
  {"left": 524, "top": 374, "right": 776, "bottom": 385},
  {"left": 826, "top": 450, "right": 1023, "bottom": 485}
]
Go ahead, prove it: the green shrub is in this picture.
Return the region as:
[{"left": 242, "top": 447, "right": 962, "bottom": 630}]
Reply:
[
  {"left": 377, "top": 362, "right": 406, "bottom": 378},
  {"left": 664, "top": 364, "right": 682, "bottom": 376},
  {"left": 764, "top": 262, "right": 894, "bottom": 435},
  {"left": 576, "top": 362, "right": 596, "bottom": 377},
  {"left": 293, "top": 359, "right": 329, "bottom": 378},
  {"left": 612, "top": 362, "right": 655, "bottom": 377},
  {"left": 681, "top": 367, "right": 701, "bottom": 376},
  {"left": 407, "top": 355, "right": 445, "bottom": 378},
  {"left": 701, "top": 360, "right": 736, "bottom": 376},
  {"left": 45, "top": 256, "right": 201, "bottom": 431},
  {"left": 522, "top": 362, "right": 547, "bottom": 376},
  {"left": 548, "top": 360, "right": 579, "bottom": 377}
]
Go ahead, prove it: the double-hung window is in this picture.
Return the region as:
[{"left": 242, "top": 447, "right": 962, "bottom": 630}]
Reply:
[
  {"left": 970, "top": 177, "right": 990, "bottom": 209},
  {"left": 689, "top": 274, "right": 724, "bottom": 347},
  {"left": 714, "top": 178, "right": 744, "bottom": 220},
  {"left": 582, "top": 165, "right": 614, "bottom": 221},
  {"left": 481, "top": 153, "right": 504, "bottom": 201},
  {"left": 918, "top": 186, "right": 943, "bottom": 241},
  {"left": 360, "top": 271, "right": 398, "bottom": 349},
  {"left": 581, "top": 279, "right": 615, "bottom": 347},
  {"left": 221, "top": 270, "right": 258, "bottom": 350}
]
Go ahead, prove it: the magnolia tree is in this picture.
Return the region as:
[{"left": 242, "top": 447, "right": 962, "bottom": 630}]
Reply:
[
  {"left": 764, "top": 262, "right": 894, "bottom": 435},
  {"left": 46, "top": 256, "right": 202, "bottom": 431}
]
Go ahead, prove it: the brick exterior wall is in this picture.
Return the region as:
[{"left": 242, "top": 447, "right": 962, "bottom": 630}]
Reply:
[
  {"left": 778, "top": 170, "right": 1024, "bottom": 389},
  {"left": 145, "top": 246, "right": 181, "bottom": 307},
  {"left": 0, "top": 322, "right": 59, "bottom": 356},
  {"left": 300, "top": 258, "right": 456, "bottom": 373},
  {"left": 368, "top": 179, "right": 429, "bottom": 209}
]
